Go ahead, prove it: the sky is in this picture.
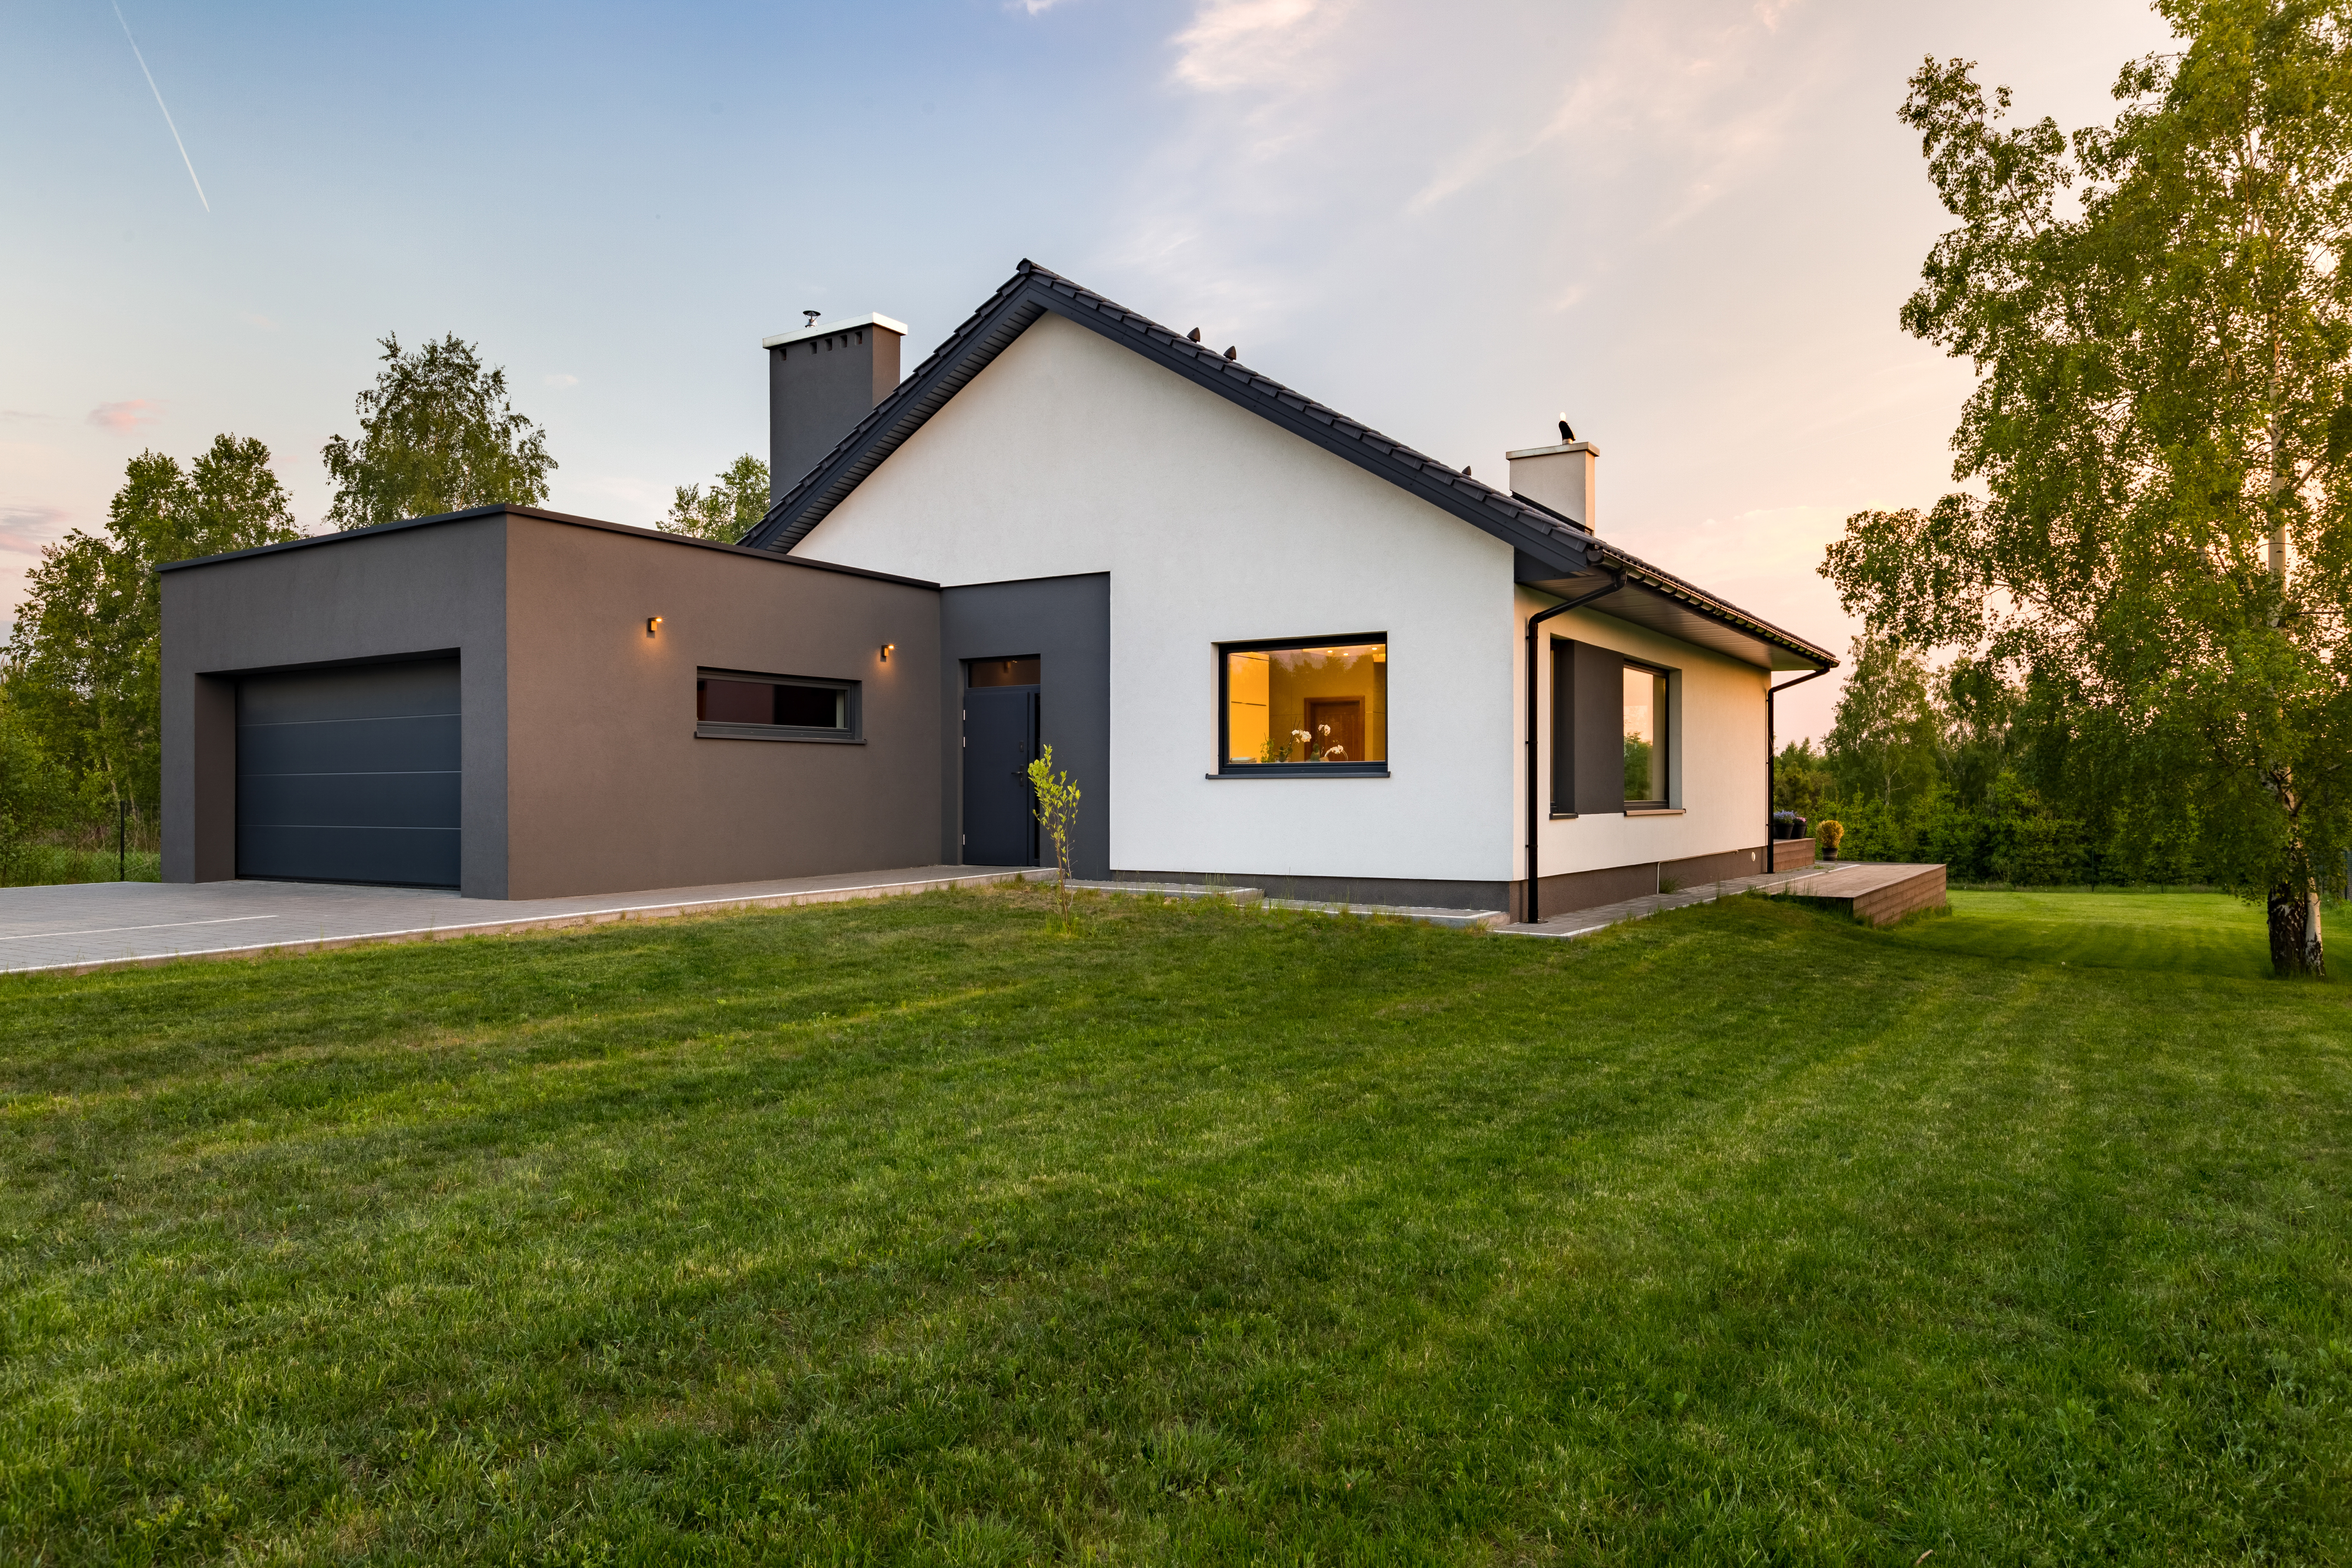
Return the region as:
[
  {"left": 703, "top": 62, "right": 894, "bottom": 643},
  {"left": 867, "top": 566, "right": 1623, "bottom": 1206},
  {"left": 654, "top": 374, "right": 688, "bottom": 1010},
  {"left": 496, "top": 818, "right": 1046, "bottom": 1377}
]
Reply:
[{"left": 1, "top": 0, "right": 2179, "bottom": 741}]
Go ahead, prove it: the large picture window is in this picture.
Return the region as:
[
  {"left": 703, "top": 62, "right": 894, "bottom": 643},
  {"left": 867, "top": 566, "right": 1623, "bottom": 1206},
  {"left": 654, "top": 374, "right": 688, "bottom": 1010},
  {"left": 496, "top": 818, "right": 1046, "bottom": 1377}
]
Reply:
[
  {"left": 696, "top": 669, "right": 861, "bottom": 743},
  {"left": 1218, "top": 636, "right": 1389, "bottom": 775}
]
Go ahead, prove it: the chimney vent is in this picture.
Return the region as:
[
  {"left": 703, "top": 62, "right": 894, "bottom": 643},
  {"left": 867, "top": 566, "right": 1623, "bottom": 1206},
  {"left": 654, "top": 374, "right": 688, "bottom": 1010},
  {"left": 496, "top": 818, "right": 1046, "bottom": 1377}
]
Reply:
[
  {"left": 759, "top": 312, "right": 909, "bottom": 505},
  {"left": 1506, "top": 434, "right": 1599, "bottom": 532}
]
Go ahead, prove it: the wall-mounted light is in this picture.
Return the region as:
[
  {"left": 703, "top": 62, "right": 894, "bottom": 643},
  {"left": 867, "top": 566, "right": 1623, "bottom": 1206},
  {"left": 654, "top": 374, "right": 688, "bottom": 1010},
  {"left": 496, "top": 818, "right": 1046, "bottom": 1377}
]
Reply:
[
  {"left": 646, "top": 616, "right": 663, "bottom": 638},
  {"left": 880, "top": 642, "right": 896, "bottom": 662}
]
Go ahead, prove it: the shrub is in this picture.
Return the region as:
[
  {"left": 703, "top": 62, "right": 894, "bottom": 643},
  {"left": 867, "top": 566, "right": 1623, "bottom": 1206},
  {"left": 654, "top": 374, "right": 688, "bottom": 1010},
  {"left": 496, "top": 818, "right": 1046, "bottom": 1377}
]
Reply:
[{"left": 1817, "top": 819, "right": 1846, "bottom": 858}]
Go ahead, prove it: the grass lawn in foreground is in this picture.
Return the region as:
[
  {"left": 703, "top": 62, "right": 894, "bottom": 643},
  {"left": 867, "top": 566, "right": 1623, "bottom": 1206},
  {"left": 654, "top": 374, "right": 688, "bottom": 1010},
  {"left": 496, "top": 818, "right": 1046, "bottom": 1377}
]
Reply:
[{"left": 3, "top": 885, "right": 2349, "bottom": 1563}]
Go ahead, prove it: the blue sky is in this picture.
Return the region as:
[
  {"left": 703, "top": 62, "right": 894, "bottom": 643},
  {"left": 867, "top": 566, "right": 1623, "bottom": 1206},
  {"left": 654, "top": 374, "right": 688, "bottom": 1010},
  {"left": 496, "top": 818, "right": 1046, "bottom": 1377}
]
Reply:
[{"left": 2, "top": 0, "right": 2176, "bottom": 739}]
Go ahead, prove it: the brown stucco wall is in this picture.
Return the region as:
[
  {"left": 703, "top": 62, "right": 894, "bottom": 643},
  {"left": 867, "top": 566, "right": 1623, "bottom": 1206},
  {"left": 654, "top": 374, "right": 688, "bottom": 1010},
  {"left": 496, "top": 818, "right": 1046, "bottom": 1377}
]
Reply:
[{"left": 499, "top": 516, "right": 942, "bottom": 898}]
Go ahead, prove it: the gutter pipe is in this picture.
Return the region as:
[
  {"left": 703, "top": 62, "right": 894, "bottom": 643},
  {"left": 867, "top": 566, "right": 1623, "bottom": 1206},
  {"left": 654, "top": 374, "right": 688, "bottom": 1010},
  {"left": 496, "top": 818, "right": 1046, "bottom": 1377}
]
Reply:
[
  {"left": 1523, "top": 570, "right": 1625, "bottom": 924},
  {"left": 1765, "top": 665, "right": 1833, "bottom": 871}
]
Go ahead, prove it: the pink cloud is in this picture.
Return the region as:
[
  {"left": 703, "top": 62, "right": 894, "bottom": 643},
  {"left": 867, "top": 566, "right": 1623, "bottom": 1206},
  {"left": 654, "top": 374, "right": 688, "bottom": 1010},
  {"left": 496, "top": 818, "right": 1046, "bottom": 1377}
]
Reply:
[
  {"left": 88, "top": 399, "right": 164, "bottom": 433},
  {"left": 0, "top": 503, "right": 71, "bottom": 555}
]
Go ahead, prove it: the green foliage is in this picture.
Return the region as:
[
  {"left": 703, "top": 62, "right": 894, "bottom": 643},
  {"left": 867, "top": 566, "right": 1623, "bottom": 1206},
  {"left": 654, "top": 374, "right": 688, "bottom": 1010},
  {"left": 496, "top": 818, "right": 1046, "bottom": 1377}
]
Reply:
[
  {"left": 321, "top": 334, "right": 555, "bottom": 530},
  {"left": 3, "top": 436, "right": 297, "bottom": 821},
  {"left": 0, "top": 691, "right": 66, "bottom": 885},
  {"left": 1621, "top": 731, "right": 1654, "bottom": 798},
  {"left": 1817, "top": 817, "right": 1846, "bottom": 857},
  {"left": 2, "top": 890, "right": 2349, "bottom": 1560},
  {"left": 658, "top": 453, "right": 769, "bottom": 542},
  {"left": 1025, "top": 742, "right": 1082, "bottom": 924},
  {"left": 1827, "top": 13, "right": 2352, "bottom": 972},
  {"left": 1824, "top": 633, "right": 1941, "bottom": 809},
  {"left": 1773, "top": 738, "right": 1833, "bottom": 819}
]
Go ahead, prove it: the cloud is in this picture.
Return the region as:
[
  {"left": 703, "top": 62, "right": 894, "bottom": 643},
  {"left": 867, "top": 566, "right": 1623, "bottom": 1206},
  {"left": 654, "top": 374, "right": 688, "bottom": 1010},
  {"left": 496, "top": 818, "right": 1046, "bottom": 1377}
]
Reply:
[
  {"left": 1171, "top": 0, "right": 1356, "bottom": 93},
  {"left": 241, "top": 312, "right": 279, "bottom": 330},
  {"left": 88, "top": 399, "right": 164, "bottom": 433},
  {"left": 0, "top": 503, "right": 71, "bottom": 555},
  {"left": 543, "top": 373, "right": 580, "bottom": 388},
  {"left": 1010, "top": 0, "right": 1072, "bottom": 12},
  {"left": 1, "top": 409, "right": 57, "bottom": 422}
]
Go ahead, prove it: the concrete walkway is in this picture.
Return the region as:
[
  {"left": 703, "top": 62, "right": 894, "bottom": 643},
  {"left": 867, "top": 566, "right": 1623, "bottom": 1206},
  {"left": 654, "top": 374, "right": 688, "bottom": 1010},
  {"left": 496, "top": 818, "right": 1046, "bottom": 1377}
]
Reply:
[
  {"left": 0, "top": 865, "right": 1048, "bottom": 977},
  {"left": 1496, "top": 867, "right": 1833, "bottom": 940}
]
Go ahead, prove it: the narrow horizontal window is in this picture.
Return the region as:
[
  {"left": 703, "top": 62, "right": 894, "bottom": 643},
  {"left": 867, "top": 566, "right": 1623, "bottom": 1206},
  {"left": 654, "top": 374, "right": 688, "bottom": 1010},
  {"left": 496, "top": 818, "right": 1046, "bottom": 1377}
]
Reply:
[
  {"left": 696, "top": 669, "right": 861, "bottom": 742},
  {"left": 1218, "top": 636, "right": 1389, "bottom": 775},
  {"left": 968, "top": 656, "right": 1040, "bottom": 688}
]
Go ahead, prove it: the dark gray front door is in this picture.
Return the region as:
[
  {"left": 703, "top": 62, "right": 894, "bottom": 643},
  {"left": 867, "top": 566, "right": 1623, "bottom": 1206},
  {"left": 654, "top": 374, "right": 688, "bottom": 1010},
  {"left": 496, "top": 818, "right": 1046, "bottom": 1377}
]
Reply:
[
  {"left": 963, "top": 685, "right": 1038, "bottom": 867},
  {"left": 236, "top": 660, "right": 461, "bottom": 887}
]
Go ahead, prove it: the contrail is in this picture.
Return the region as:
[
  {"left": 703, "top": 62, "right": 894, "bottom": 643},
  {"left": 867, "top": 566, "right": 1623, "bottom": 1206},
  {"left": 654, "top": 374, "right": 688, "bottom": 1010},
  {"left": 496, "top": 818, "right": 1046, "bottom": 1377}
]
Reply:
[{"left": 110, "top": 0, "right": 208, "bottom": 212}]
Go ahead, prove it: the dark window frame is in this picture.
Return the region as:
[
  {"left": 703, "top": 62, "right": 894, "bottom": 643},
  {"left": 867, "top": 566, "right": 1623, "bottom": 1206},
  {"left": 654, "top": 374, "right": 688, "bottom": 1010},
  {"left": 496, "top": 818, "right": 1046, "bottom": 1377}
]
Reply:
[
  {"left": 1550, "top": 641, "right": 1674, "bottom": 815},
  {"left": 1621, "top": 658, "right": 1671, "bottom": 810},
  {"left": 694, "top": 667, "right": 864, "bottom": 744},
  {"left": 1215, "top": 632, "right": 1391, "bottom": 777}
]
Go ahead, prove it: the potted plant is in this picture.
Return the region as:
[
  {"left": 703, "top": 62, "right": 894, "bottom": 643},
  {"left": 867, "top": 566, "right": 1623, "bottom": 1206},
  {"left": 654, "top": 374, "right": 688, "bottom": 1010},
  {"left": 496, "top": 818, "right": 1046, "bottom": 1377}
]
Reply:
[{"left": 1818, "top": 819, "right": 1845, "bottom": 861}]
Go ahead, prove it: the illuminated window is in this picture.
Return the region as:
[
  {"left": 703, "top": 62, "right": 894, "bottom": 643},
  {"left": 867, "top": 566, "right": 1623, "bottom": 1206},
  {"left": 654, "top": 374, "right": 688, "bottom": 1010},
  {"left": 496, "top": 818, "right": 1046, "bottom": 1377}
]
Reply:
[{"left": 1219, "top": 638, "right": 1388, "bottom": 773}]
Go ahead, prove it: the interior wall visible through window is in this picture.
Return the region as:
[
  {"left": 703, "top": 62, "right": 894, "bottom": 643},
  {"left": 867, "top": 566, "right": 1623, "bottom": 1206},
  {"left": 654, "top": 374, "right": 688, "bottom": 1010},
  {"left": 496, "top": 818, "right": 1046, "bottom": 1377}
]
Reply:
[{"left": 1220, "top": 639, "right": 1387, "bottom": 771}]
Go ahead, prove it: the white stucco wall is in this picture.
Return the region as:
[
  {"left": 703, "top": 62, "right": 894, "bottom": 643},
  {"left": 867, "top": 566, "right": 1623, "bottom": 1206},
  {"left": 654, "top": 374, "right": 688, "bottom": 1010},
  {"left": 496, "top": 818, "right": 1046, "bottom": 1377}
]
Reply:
[
  {"left": 795, "top": 310, "right": 1770, "bottom": 888},
  {"left": 1514, "top": 587, "right": 1770, "bottom": 879}
]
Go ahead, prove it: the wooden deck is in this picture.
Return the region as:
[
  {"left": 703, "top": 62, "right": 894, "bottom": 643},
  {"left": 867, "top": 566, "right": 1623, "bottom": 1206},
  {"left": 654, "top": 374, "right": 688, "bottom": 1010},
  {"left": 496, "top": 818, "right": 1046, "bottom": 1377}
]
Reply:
[{"left": 1770, "top": 862, "right": 1947, "bottom": 927}]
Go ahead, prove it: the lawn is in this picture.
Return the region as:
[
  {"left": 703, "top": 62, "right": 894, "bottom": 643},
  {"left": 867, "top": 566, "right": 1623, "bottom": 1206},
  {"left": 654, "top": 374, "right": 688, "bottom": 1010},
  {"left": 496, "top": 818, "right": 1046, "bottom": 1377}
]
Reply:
[{"left": 2, "top": 884, "right": 2348, "bottom": 1563}]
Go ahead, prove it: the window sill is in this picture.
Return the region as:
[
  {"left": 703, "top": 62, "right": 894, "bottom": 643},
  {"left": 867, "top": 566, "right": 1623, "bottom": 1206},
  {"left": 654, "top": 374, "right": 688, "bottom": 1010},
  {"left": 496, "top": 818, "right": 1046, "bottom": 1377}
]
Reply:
[
  {"left": 696, "top": 723, "right": 864, "bottom": 744},
  {"left": 1207, "top": 765, "right": 1390, "bottom": 779},
  {"left": 1550, "top": 811, "right": 1577, "bottom": 820},
  {"left": 1625, "top": 806, "right": 1685, "bottom": 816}
]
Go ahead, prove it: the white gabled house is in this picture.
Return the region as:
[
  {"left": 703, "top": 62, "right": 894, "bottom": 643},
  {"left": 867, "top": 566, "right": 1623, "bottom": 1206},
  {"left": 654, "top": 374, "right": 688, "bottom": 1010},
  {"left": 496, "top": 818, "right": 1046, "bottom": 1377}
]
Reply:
[{"left": 743, "top": 262, "right": 1835, "bottom": 919}]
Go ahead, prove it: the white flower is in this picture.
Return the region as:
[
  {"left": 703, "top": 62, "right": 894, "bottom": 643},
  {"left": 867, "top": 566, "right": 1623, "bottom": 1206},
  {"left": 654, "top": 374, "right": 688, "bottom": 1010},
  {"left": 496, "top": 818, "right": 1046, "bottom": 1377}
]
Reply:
[
  {"left": 1292, "top": 729, "right": 1312, "bottom": 743},
  {"left": 1317, "top": 724, "right": 1330, "bottom": 736},
  {"left": 1324, "top": 745, "right": 1346, "bottom": 760}
]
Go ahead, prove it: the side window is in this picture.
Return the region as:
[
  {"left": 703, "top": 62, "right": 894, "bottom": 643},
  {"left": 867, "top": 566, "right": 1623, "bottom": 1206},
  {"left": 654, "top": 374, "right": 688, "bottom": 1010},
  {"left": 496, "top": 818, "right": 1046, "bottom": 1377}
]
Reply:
[
  {"left": 695, "top": 670, "right": 862, "bottom": 742},
  {"left": 1551, "top": 641, "right": 1672, "bottom": 813}
]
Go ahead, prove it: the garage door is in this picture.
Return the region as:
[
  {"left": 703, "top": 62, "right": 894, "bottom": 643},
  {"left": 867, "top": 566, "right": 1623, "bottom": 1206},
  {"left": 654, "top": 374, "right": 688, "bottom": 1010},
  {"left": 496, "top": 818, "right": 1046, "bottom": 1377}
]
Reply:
[{"left": 236, "top": 660, "right": 461, "bottom": 887}]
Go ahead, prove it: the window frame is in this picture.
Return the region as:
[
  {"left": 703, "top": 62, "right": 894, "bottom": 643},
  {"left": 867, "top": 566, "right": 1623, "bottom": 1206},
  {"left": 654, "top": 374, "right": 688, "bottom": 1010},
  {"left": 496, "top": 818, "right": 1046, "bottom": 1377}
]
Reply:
[
  {"left": 694, "top": 667, "right": 864, "bottom": 744},
  {"left": 1620, "top": 658, "right": 1671, "bottom": 810},
  {"left": 1213, "top": 633, "right": 1392, "bottom": 777}
]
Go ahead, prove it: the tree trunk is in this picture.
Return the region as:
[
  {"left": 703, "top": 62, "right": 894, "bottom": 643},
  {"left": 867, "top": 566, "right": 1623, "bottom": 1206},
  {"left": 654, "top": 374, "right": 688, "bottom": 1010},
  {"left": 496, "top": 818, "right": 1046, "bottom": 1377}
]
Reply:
[{"left": 2268, "top": 879, "right": 2326, "bottom": 978}]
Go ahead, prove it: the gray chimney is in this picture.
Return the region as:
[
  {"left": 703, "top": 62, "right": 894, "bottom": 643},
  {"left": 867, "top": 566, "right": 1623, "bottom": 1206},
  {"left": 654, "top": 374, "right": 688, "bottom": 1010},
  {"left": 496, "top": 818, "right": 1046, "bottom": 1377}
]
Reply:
[
  {"left": 762, "top": 313, "right": 908, "bottom": 504},
  {"left": 1505, "top": 438, "right": 1599, "bottom": 532}
]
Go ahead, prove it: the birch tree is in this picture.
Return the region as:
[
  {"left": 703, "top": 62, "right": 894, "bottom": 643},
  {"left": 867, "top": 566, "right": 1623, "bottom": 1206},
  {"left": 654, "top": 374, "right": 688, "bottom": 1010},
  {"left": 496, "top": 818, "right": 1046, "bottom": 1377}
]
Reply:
[{"left": 1826, "top": 1, "right": 2352, "bottom": 975}]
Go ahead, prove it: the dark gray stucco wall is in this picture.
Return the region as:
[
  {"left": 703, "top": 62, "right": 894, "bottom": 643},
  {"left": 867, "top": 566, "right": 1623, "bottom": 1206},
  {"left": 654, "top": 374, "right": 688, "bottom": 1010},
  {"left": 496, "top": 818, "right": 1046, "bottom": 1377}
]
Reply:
[
  {"left": 939, "top": 574, "right": 1110, "bottom": 878},
  {"left": 769, "top": 326, "right": 902, "bottom": 501},
  {"left": 161, "top": 515, "right": 510, "bottom": 894}
]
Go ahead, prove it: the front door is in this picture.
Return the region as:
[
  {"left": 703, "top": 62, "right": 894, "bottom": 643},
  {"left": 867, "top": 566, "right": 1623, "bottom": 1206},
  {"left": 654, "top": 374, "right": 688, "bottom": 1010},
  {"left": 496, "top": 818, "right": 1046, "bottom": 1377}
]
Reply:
[{"left": 963, "top": 684, "right": 1039, "bottom": 866}]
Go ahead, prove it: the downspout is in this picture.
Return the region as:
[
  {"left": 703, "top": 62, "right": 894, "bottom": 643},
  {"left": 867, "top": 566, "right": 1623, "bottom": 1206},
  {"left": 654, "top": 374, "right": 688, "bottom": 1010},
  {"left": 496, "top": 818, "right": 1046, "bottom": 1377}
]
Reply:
[
  {"left": 1524, "top": 570, "right": 1625, "bottom": 923},
  {"left": 1765, "top": 665, "right": 1833, "bottom": 871}
]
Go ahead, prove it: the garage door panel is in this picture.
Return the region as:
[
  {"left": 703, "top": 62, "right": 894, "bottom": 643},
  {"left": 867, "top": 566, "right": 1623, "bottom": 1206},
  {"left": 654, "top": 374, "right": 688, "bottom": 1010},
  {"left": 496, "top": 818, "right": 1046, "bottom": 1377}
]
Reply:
[
  {"left": 237, "top": 826, "right": 462, "bottom": 888},
  {"left": 235, "top": 771, "right": 462, "bottom": 829},
  {"left": 237, "top": 660, "right": 462, "bottom": 888},
  {"left": 238, "top": 662, "right": 460, "bottom": 725},
  {"left": 234, "top": 714, "right": 462, "bottom": 776}
]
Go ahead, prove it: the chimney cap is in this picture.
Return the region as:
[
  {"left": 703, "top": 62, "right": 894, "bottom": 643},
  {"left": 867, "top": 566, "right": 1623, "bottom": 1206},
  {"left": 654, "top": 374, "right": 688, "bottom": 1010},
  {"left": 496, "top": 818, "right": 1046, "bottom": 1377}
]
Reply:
[
  {"left": 1504, "top": 439, "right": 1598, "bottom": 460},
  {"left": 761, "top": 312, "right": 910, "bottom": 350}
]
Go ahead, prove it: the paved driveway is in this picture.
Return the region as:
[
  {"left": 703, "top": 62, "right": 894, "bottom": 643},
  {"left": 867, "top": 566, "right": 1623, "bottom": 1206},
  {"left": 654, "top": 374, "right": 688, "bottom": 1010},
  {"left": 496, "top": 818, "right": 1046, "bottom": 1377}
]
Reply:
[{"left": 0, "top": 866, "right": 1042, "bottom": 977}]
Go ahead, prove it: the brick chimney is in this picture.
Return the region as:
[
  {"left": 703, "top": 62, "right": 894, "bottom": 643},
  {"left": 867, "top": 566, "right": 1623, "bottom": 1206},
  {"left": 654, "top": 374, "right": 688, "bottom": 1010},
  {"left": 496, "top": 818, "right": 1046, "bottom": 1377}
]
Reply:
[
  {"left": 1505, "top": 437, "right": 1598, "bottom": 532},
  {"left": 761, "top": 313, "right": 907, "bottom": 504}
]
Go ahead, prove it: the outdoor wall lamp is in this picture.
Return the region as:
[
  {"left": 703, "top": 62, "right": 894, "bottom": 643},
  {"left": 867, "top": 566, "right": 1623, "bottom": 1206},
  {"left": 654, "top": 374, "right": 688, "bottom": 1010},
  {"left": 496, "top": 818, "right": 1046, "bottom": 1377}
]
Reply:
[
  {"left": 880, "top": 642, "right": 895, "bottom": 662},
  {"left": 646, "top": 616, "right": 662, "bottom": 638}
]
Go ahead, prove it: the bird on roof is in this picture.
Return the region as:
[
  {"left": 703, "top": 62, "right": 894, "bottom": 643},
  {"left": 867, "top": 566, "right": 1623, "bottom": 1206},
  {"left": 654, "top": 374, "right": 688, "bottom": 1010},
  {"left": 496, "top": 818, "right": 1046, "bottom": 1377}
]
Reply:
[
  {"left": 1558, "top": 416, "right": 1576, "bottom": 442},
  {"left": 1188, "top": 327, "right": 1201, "bottom": 343},
  {"left": 1224, "top": 345, "right": 1238, "bottom": 360}
]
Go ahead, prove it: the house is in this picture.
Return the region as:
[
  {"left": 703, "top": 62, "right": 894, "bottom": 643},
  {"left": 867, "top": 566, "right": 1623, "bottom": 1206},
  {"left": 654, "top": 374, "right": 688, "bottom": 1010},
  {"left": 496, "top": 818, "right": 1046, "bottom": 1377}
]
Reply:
[{"left": 159, "top": 261, "right": 1835, "bottom": 919}]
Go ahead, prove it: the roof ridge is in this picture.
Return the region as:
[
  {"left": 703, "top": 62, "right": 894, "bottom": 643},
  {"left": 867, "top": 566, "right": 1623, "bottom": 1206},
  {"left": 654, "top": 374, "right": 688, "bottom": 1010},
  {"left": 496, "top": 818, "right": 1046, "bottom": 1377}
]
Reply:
[{"left": 742, "top": 260, "right": 1592, "bottom": 564}]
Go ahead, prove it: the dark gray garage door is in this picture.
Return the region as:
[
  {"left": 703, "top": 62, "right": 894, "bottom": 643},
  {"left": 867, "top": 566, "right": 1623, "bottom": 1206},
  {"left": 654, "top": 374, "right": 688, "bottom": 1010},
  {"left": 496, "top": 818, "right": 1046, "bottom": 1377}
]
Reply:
[{"left": 236, "top": 660, "right": 461, "bottom": 887}]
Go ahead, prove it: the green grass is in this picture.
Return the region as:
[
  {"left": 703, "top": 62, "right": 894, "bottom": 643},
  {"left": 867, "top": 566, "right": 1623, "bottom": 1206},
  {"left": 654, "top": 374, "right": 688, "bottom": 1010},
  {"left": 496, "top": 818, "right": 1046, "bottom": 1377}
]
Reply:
[
  {"left": 1893, "top": 888, "right": 2277, "bottom": 979},
  {"left": 3, "top": 885, "right": 2349, "bottom": 1563}
]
